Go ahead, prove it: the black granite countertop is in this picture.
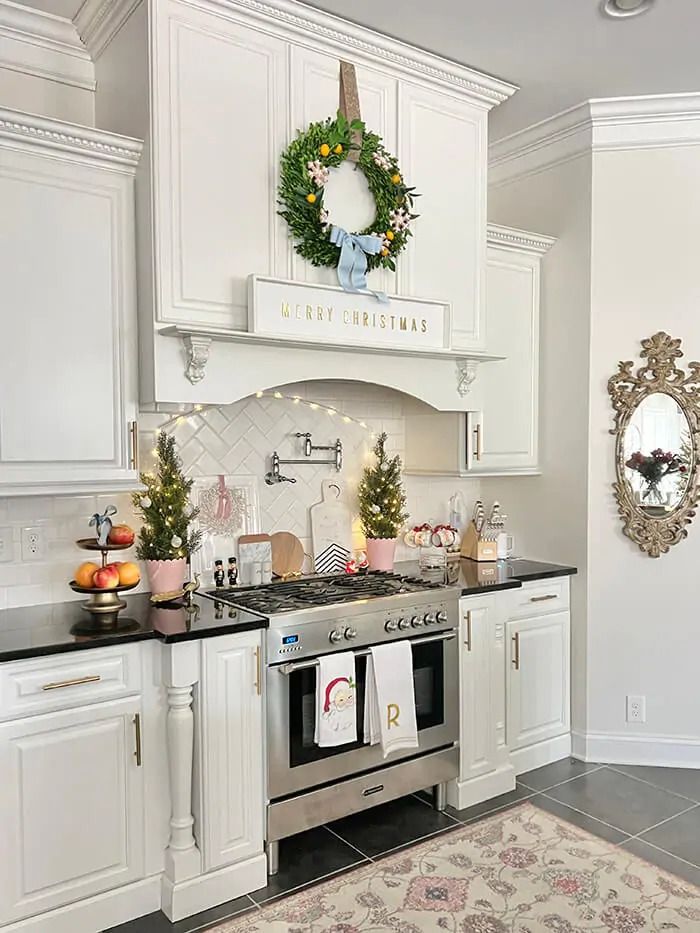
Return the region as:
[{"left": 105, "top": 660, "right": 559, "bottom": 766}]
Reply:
[
  {"left": 394, "top": 557, "right": 577, "bottom": 596},
  {"left": 0, "top": 594, "right": 268, "bottom": 663}
]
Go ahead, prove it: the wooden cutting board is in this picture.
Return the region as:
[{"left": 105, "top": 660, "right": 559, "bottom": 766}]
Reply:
[
  {"left": 310, "top": 481, "right": 352, "bottom": 575},
  {"left": 270, "top": 531, "right": 305, "bottom": 578}
]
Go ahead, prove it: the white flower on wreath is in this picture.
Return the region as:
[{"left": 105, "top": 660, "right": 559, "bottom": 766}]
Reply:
[
  {"left": 319, "top": 207, "right": 330, "bottom": 231},
  {"left": 372, "top": 151, "right": 391, "bottom": 171},
  {"left": 389, "top": 208, "right": 410, "bottom": 232},
  {"left": 307, "top": 159, "right": 329, "bottom": 187},
  {"left": 371, "top": 231, "right": 391, "bottom": 251}
]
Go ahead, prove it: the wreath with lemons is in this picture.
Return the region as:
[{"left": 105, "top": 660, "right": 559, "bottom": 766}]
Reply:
[{"left": 278, "top": 110, "right": 419, "bottom": 276}]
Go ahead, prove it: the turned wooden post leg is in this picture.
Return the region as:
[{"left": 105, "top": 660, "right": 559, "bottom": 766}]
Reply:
[{"left": 162, "top": 643, "right": 201, "bottom": 883}]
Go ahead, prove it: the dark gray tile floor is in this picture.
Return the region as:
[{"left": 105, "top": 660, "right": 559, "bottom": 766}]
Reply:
[{"left": 106, "top": 759, "right": 700, "bottom": 932}]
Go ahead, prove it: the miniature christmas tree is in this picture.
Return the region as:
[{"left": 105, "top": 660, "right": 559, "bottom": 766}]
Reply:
[
  {"left": 132, "top": 432, "right": 202, "bottom": 561},
  {"left": 358, "top": 432, "right": 409, "bottom": 540}
]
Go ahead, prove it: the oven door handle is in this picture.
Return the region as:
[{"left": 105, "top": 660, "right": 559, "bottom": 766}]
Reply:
[{"left": 276, "top": 631, "right": 457, "bottom": 675}]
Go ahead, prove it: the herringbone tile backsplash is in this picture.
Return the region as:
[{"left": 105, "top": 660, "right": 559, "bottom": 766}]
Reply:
[{"left": 0, "top": 382, "right": 481, "bottom": 607}]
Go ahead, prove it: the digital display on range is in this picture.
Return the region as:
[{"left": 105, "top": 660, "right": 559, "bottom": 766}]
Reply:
[{"left": 282, "top": 634, "right": 299, "bottom": 645}]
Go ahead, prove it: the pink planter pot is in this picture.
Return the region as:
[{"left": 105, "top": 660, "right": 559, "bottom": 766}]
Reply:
[
  {"left": 365, "top": 537, "right": 397, "bottom": 572},
  {"left": 146, "top": 558, "right": 187, "bottom": 596}
]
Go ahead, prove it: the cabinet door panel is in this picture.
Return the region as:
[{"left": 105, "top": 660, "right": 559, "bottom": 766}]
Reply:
[
  {"left": 399, "top": 84, "right": 486, "bottom": 347},
  {"left": 0, "top": 698, "right": 143, "bottom": 924},
  {"left": 507, "top": 613, "right": 570, "bottom": 751},
  {"left": 290, "top": 46, "right": 397, "bottom": 293},
  {"left": 155, "top": 2, "right": 287, "bottom": 328},
  {"left": 0, "top": 153, "right": 137, "bottom": 489},
  {"left": 201, "top": 631, "right": 264, "bottom": 870}
]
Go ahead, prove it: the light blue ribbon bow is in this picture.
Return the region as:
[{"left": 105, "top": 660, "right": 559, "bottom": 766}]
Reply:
[{"left": 330, "top": 226, "right": 389, "bottom": 303}]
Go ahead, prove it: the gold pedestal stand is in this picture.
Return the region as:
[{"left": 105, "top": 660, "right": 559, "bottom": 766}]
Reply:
[{"left": 69, "top": 538, "right": 138, "bottom": 633}]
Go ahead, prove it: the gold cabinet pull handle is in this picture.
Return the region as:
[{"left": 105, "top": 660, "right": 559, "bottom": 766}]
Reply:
[
  {"left": 42, "top": 674, "right": 101, "bottom": 691},
  {"left": 511, "top": 632, "right": 520, "bottom": 670},
  {"left": 128, "top": 420, "right": 138, "bottom": 470},
  {"left": 530, "top": 594, "right": 558, "bottom": 603},
  {"left": 463, "top": 611, "right": 472, "bottom": 652},
  {"left": 254, "top": 646, "right": 261, "bottom": 696},
  {"left": 133, "top": 713, "right": 142, "bottom": 767},
  {"left": 473, "top": 423, "right": 483, "bottom": 461}
]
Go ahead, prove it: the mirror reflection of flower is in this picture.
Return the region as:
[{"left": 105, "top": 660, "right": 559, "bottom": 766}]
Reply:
[
  {"left": 626, "top": 448, "right": 687, "bottom": 505},
  {"left": 323, "top": 676, "right": 356, "bottom": 733}
]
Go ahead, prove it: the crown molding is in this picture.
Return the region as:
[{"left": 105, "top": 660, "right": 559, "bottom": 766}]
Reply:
[
  {"left": 77, "top": 0, "right": 517, "bottom": 106},
  {"left": 0, "top": 105, "right": 142, "bottom": 168},
  {"left": 489, "top": 93, "right": 700, "bottom": 187},
  {"left": 487, "top": 223, "right": 556, "bottom": 256},
  {"left": 0, "top": 0, "right": 94, "bottom": 90},
  {"left": 74, "top": 0, "right": 141, "bottom": 60}
]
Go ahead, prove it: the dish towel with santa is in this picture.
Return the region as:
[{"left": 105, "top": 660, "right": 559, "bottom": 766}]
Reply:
[
  {"left": 364, "top": 640, "right": 418, "bottom": 758},
  {"left": 314, "top": 651, "right": 357, "bottom": 747}
]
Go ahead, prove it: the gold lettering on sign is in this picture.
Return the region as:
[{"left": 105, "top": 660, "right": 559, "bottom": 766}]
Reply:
[
  {"left": 353, "top": 311, "right": 360, "bottom": 326},
  {"left": 421, "top": 319, "right": 427, "bottom": 333},
  {"left": 380, "top": 314, "right": 387, "bottom": 328},
  {"left": 295, "top": 304, "right": 303, "bottom": 320},
  {"left": 277, "top": 295, "right": 435, "bottom": 340},
  {"left": 362, "top": 312, "right": 370, "bottom": 327},
  {"left": 343, "top": 310, "right": 350, "bottom": 325},
  {"left": 281, "top": 302, "right": 291, "bottom": 318},
  {"left": 387, "top": 704, "right": 401, "bottom": 729},
  {"left": 399, "top": 317, "right": 408, "bottom": 331}
]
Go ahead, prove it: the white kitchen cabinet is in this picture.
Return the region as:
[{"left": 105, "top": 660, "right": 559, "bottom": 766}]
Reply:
[
  {"left": 404, "top": 224, "right": 554, "bottom": 476},
  {"left": 506, "top": 610, "right": 570, "bottom": 754},
  {"left": 0, "top": 108, "right": 141, "bottom": 496},
  {"left": 448, "top": 595, "right": 515, "bottom": 810},
  {"left": 199, "top": 630, "right": 264, "bottom": 872},
  {"left": 399, "top": 84, "right": 488, "bottom": 349},
  {"left": 0, "top": 696, "right": 145, "bottom": 924}
]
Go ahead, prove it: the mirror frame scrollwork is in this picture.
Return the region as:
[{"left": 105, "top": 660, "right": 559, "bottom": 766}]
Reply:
[{"left": 608, "top": 332, "right": 700, "bottom": 557}]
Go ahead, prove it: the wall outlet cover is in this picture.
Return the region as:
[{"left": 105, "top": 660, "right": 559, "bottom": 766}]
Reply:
[
  {"left": 626, "top": 695, "right": 646, "bottom": 723},
  {"left": 21, "top": 526, "right": 46, "bottom": 562}
]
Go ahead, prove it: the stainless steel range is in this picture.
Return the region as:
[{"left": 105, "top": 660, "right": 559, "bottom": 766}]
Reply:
[{"left": 204, "top": 571, "right": 460, "bottom": 876}]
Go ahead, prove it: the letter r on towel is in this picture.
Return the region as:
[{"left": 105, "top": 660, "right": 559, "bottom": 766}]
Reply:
[{"left": 387, "top": 703, "right": 400, "bottom": 728}]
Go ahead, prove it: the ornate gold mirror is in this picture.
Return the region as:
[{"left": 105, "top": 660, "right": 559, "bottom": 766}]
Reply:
[{"left": 608, "top": 333, "right": 700, "bottom": 557}]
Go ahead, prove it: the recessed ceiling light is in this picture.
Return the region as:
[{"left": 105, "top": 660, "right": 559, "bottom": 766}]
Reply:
[{"left": 601, "top": 0, "right": 655, "bottom": 18}]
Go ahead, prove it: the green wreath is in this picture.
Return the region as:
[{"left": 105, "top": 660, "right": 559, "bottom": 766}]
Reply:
[{"left": 278, "top": 110, "right": 419, "bottom": 275}]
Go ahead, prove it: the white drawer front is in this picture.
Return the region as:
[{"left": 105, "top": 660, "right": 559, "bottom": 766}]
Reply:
[
  {"left": 508, "top": 578, "right": 570, "bottom": 619},
  {"left": 0, "top": 646, "right": 141, "bottom": 721}
]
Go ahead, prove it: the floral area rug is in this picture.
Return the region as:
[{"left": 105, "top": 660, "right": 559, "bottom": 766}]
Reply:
[{"left": 218, "top": 802, "right": 700, "bottom": 932}]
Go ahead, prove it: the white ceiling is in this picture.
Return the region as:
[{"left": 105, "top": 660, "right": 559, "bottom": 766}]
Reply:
[{"left": 14, "top": 0, "right": 700, "bottom": 139}]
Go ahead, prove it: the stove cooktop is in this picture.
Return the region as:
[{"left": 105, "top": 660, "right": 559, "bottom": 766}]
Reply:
[{"left": 202, "top": 571, "right": 444, "bottom": 615}]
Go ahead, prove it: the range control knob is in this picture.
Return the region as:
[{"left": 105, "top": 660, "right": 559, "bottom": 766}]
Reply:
[
  {"left": 329, "top": 628, "right": 344, "bottom": 644},
  {"left": 424, "top": 612, "right": 437, "bottom": 625},
  {"left": 384, "top": 619, "right": 399, "bottom": 633},
  {"left": 344, "top": 627, "right": 357, "bottom": 640},
  {"left": 398, "top": 617, "right": 411, "bottom": 631},
  {"left": 411, "top": 615, "right": 424, "bottom": 627},
  {"left": 436, "top": 610, "right": 448, "bottom": 624}
]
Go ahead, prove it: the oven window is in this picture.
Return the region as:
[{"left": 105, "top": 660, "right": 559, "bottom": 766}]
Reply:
[{"left": 288, "top": 639, "right": 446, "bottom": 768}]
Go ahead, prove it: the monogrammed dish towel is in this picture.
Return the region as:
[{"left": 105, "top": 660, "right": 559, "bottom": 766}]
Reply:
[
  {"left": 363, "top": 640, "right": 418, "bottom": 758},
  {"left": 314, "top": 651, "right": 357, "bottom": 747}
]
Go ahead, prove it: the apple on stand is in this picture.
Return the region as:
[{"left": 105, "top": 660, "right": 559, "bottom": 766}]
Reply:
[
  {"left": 93, "top": 565, "right": 120, "bottom": 589},
  {"left": 108, "top": 524, "right": 135, "bottom": 546}
]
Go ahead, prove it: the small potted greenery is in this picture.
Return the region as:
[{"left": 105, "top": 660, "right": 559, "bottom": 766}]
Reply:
[{"left": 358, "top": 433, "right": 409, "bottom": 571}]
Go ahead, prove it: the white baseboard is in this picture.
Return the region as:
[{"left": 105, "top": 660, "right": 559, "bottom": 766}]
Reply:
[
  {"left": 510, "top": 733, "right": 572, "bottom": 775},
  {"left": 2, "top": 877, "right": 161, "bottom": 933},
  {"left": 572, "top": 730, "right": 700, "bottom": 768},
  {"left": 161, "top": 853, "right": 267, "bottom": 922},
  {"left": 447, "top": 764, "right": 516, "bottom": 811}
]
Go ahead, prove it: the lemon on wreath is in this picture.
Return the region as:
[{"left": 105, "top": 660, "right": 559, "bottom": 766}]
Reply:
[
  {"left": 334, "top": 144, "right": 343, "bottom": 154},
  {"left": 385, "top": 230, "right": 395, "bottom": 241},
  {"left": 391, "top": 173, "right": 402, "bottom": 185},
  {"left": 381, "top": 247, "right": 390, "bottom": 257},
  {"left": 306, "top": 193, "right": 317, "bottom": 204},
  {"left": 319, "top": 143, "right": 330, "bottom": 157}
]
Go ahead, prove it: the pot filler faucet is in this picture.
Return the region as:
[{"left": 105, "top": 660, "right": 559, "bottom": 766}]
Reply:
[{"left": 265, "top": 434, "right": 343, "bottom": 485}]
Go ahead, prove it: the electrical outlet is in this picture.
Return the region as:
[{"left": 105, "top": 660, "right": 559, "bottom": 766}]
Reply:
[
  {"left": 0, "top": 526, "right": 13, "bottom": 563},
  {"left": 626, "top": 695, "right": 646, "bottom": 723},
  {"left": 21, "top": 526, "right": 46, "bottom": 562}
]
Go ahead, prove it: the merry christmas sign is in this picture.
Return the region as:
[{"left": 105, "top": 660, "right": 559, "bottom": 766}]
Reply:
[{"left": 248, "top": 275, "right": 451, "bottom": 353}]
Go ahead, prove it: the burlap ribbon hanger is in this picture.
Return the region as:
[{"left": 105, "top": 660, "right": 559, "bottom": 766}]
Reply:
[{"left": 339, "top": 61, "right": 361, "bottom": 163}]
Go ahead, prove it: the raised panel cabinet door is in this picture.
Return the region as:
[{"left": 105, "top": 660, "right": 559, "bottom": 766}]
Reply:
[
  {"left": 290, "top": 46, "right": 398, "bottom": 294},
  {"left": 201, "top": 631, "right": 264, "bottom": 871},
  {"left": 459, "top": 600, "right": 499, "bottom": 781},
  {"left": 0, "top": 697, "right": 144, "bottom": 924},
  {"left": 506, "top": 612, "right": 570, "bottom": 752},
  {"left": 153, "top": 0, "right": 288, "bottom": 329},
  {"left": 0, "top": 148, "right": 138, "bottom": 492},
  {"left": 399, "top": 83, "right": 487, "bottom": 347},
  {"left": 469, "top": 247, "right": 540, "bottom": 473}
]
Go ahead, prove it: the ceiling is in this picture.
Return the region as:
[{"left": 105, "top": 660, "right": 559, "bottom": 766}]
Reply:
[{"left": 15, "top": 0, "right": 700, "bottom": 139}]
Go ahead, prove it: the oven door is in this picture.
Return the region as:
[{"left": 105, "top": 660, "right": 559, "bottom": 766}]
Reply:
[{"left": 266, "top": 630, "right": 458, "bottom": 801}]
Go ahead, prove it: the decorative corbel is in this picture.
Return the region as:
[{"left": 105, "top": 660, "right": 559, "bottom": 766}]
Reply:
[
  {"left": 456, "top": 359, "right": 479, "bottom": 397},
  {"left": 182, "top": 335, "right": 211, "bottom": 385}
]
